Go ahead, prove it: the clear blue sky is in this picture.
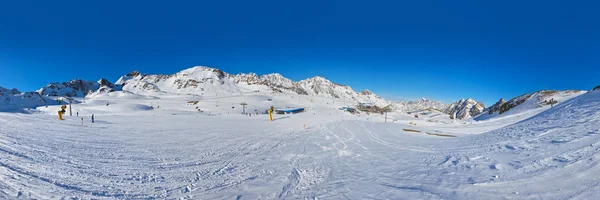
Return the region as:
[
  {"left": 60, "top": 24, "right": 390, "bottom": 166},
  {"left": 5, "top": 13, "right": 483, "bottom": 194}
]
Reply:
[{"left": 0, "top": 0, "right": 598, "bottom": 106}]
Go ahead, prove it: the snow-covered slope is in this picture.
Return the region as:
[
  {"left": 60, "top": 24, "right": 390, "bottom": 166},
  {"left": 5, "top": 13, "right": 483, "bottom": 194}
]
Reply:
[
  {"left": 444, "top": 98, "right": 485, "bottom": 120},
  {"left": 115, "top": 66, "right": 390, "bottom": 106},
  {"left": 475, "top": 90, "right": 586, "bottom": 120},
  {"left": 1, "top": 86, "right": 599, "bottom": 199},
  {"left": 37, "top": 79, "right": 113, "bottom": 97},
  {"left": 392, "top": 98, "right": 446, "bottom": 112}
]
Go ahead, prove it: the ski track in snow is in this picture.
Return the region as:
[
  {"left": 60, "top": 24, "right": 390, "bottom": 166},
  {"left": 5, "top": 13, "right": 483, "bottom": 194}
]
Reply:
[{"left": 1, "top": 91, "right": 600, "bottom": 199}]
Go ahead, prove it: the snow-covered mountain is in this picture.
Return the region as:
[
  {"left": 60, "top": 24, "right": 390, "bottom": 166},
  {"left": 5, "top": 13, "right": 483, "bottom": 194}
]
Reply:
[
  {"left": 484, "top": 98, "right": 506, "bottom": 115},
  {"left": 444, "top": 98, "right": 485, "bottom": 120},
  {"left": 0, "top": 86, "right": 21, "bottom": 96},
  {"left": 1, "top": 86, "right": 56, "bottom": 111},
  {"left": 114, "top": 66, "right": 390, "bottom": 106},
  {"left": 475, "top": 90, "right": 587, "bottom": 120},
  {"left": 391, "top": 98, "right": 447, "bottom": 112},
  {"left": 37, "top": 79, "right": 113, "bottom": 97}
]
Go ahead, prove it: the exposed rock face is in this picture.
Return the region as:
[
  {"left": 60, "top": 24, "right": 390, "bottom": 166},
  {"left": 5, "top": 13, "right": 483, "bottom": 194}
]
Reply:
[
  {"left": 298, "top": 76, "right": 343, "bottom": 98},
  {"left": 360, "top": 90, "right": 373, "bottom": 95},
  {"left": 234, "top": 73, "right": 262, "bottom": 85},
  {"left": 37, "top": 79, "right": 95, "bottom": 97},
  {"left": 499, "top": 93, "right": 533, "bottom": 114},
  {"left": 487, "top": 98, "right": 506, "bottom": 114},
  {"left": 258, "top": 73, "right": 307, "bottom": 95},
  {"left": 37, "top": 78, "right": 114, "bottom": 97},
  {"left": 126, "top": 71, "right": 141, "bottom": 77},
  {"left": 475, "top": 90, "right": 587, "bottom": 121},
  {"left": 98, "top": 78, "right": 114, "bottom": 88},
  {"left": 471, "top": 102, "right": 486, "bottom": 117},
  {"left": 497, "top": 90, "right": 584, "bottom": 115},
  {"left": 593, "top": 85, "right": 600, "bottom": 91},
  {"left": 444, "top": 98, "right": 485, "bottom": 120}
]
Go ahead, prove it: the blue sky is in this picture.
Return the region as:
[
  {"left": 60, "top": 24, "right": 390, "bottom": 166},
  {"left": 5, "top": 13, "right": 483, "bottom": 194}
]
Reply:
[{"left": 0, "top": 0, "right": 598, "bottom": 106}]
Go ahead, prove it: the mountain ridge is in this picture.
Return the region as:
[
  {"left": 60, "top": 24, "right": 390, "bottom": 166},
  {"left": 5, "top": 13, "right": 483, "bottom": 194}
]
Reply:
[
  {"left": 444, "top": 98, "right": 486, "bottom": 120},
  {"left": 3, "top": 65, "right": 592, "bottom": 116},
  {"left": 114, "top": 66, "right": 391, "bottom": 106}
]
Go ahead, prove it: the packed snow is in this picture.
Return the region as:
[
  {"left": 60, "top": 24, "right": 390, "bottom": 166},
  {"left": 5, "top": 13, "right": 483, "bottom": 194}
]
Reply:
[{"left": 1, "top": 88, "right": 599, "bottom": 199}]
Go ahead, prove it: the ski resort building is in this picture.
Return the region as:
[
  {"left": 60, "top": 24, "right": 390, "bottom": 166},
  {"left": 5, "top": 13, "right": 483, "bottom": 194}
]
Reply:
[
  {"left": 357, "top": 103, "right": 393, "bottom": 113},
  {"left": 274, "top": 107, "right": 305, "bottom": 114},
  {"left": 358, "top": 102, "right": 374, "bottom": 107},
  {"left": 340, "top": 107, "right": 358, "bottom": 114}
]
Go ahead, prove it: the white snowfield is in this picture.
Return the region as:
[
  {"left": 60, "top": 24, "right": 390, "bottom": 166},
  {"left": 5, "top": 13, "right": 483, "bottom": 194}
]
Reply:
[{"left": 0, "top": 90, "right": 599, "bottom": 199}]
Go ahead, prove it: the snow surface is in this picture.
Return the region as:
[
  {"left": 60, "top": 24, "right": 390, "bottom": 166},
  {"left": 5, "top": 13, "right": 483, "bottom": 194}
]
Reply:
[{"left": 1, "top": 90, "right": 600, "bottom": 199}]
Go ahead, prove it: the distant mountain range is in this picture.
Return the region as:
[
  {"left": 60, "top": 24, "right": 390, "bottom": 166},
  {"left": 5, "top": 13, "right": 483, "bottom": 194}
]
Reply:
[
  {"left": 0, "top": 86, "right": 55, "bottom": 110},
  {"left": 112, "top": 66, "right": 390, "bottom": 106},
  {"left": 392, "top": 98, "right": 447, "bottom": 112},
  {"left": 36, "top": 78, "right": 114, "bottom": 97},
  {"left": 2, "top": 65, "right": 591, "bottom": 120}
]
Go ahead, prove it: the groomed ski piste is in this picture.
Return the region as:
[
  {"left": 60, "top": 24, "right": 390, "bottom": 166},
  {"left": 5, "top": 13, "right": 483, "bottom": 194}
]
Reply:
[{"left": 1, "top": 89, "right": 600, "bottom": 199}]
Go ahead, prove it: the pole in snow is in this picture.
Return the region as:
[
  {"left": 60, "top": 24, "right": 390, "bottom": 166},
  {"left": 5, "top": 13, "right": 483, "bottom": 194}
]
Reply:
[
  {"left": 385, "top": 112, "right": 387, "bottom": 122},
  {"left": 240, "top": 102, "right": 248, "bottom": 114},
  {"left": 69, "top": 99, "right": 72, "bottom": 116}
]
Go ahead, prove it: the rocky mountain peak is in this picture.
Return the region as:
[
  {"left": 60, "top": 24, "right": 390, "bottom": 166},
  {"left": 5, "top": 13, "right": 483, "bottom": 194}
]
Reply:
[
  {"left": 9, "top": 88, "right": 21, "bottom": 95},
  {"left": 485, "top": 98, "right": 507, "bottom": 114},
  {"left": 444, "top": 98, "right": 485, "bottom": 120},
  {"left": 0, "top": 87, "right": 22, "bottom": 95},
  {"left": 234, "top": 73, "right": 262, "bottom": 85},
  {"left": 101, "top": 66, "right": 389, "bottom": 106},
  {"left": 304, "top": 76, "right": 329, "bottom": 82},
  {"left": 126, "top": 71, "right": 141, "bottom": 77},
  {"left": 98, "top": 78, "right": 114, "bottom": 87},
  {"left": 37, "top": 79, "right": 100, "bottom": 97},
  {"left": 361, "top": 89, "right": 373, "bottom": 95}
]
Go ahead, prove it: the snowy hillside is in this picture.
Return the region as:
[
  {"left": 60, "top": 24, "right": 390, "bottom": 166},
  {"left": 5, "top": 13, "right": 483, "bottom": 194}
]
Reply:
[
  {"left": 37, "top": 78, "right": 113, "bottom": 97},
  {"left": 444, "top": 98, "right": 485, "bottom": 120},
  {"left": 475, "top": 90, "right": 586, "bottom": 120},
  {"left": 115, "top": 66, "right": 390, "bottom": 106}
]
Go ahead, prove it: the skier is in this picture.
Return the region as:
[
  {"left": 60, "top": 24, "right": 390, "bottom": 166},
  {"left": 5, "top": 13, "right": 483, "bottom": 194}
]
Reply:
[
  {"left": 76, "top": 112, "right": 79, "bottom": 117},
  {"left": 91, "top": 114, "right": 95, "bottom": 123}
]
